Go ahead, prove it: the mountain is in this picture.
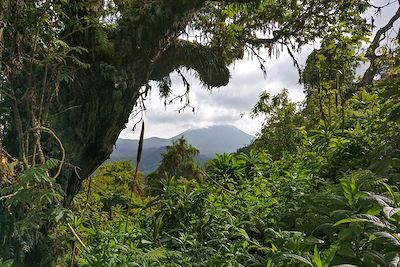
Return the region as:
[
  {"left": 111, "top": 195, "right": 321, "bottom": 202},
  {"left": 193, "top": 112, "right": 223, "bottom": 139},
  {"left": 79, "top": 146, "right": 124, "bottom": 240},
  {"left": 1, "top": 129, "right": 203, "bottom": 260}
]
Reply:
[
  {"left": 110, "top": 125, "right": 254, "bottom": 173},
  {"left": 176, "top": 125, "right": 254, "bottom": 156}
]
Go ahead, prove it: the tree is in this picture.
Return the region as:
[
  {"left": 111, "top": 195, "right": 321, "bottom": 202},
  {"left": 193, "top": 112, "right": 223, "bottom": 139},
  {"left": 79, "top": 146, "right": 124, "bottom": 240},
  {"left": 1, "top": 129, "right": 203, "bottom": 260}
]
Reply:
[
  {"left": 302, "top": 35, "right": 360, "bottom": 129},
  {"left": 250, "top": 89, "right": 305, "bottom": 159},
  {"left": 147, "top": 137, "right": 204, "bottom": 191},
  {"left": 0, "top": 0, "right": 375, "bottom": 205}
]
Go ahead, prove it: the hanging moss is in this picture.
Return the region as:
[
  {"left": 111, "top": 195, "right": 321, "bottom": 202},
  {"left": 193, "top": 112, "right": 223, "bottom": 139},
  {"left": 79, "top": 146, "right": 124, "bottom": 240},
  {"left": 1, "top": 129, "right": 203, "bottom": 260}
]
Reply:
[{"left": 151, "top": 40, "right": 230, "bottom": 87}]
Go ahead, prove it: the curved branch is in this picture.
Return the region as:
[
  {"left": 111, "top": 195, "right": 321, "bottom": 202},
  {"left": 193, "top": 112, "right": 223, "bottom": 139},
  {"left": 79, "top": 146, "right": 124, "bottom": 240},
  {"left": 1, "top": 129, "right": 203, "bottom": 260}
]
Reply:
[
  {"left": 367, "top": 0, "right": 396, "bottom": 9},
  {"left": 359, "top": 1, "right": 400, "bottom": 87},
  {"left": 28, "top": 127, "right": 66, "bottom": 179},
  {"left": 150, "top": 40, "right": 230, "bottom": 87}
]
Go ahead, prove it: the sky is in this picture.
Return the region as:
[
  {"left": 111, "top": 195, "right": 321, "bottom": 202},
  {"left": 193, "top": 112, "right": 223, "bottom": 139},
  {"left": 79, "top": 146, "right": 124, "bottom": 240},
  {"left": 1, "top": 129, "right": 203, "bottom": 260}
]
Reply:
[{"left": 120, "top": 1, "right": 399, "bottom": 140}]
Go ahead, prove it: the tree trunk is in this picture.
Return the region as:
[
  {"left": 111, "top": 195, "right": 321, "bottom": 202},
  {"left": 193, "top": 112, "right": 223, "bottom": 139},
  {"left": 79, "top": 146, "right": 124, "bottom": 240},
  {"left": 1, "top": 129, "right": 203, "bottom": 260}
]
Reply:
[{"left": 49, "top": 0, "right": 229, "bottom": 206}]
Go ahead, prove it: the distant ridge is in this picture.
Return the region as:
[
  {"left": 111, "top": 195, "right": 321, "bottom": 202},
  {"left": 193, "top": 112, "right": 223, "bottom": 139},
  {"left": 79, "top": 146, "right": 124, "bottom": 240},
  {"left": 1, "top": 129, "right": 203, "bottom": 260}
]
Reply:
[{"left": 110, "top": 125, "right": 254, "bottom": 172}]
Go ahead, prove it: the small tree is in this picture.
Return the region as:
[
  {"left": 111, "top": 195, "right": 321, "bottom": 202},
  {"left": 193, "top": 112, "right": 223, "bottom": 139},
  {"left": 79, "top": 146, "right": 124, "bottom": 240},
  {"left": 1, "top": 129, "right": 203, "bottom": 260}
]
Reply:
[
  {"left": 250, "top": 89, "right": 305, "bottom": 159},
  {"left": 147, "top": 137, "right": 204, "bottom": 191}
]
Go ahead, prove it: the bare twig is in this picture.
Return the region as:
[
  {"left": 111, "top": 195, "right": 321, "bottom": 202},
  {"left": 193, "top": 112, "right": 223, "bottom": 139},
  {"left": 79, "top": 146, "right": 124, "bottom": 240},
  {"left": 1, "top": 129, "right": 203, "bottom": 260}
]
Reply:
[
  {"left": 367, "top": 0, "right": 396, "bottom": 9},
  {"left": 124, "top": 121, "right": 145, "bottom": 235},
  {"left": 84, "top": 176, "right": 92, "bottom": 206},
  {"left": 0, "top": 187, "right": 24, "bottom": 200},
  {"left": 27, "top": 127, "right": 65, "bottom": 179},
  {"left": 201, "top": 170, "right": 235, "bottom": 194},
  {"left": 67, "top": 223, "right": 87, "bottom": 250}
]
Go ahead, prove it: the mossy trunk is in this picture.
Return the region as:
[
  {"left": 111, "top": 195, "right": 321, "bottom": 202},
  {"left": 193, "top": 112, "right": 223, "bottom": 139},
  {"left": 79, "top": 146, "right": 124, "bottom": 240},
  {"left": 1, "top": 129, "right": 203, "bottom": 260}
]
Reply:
[{"left": 47, "top": 0, "right": 228, "bottom": 206}]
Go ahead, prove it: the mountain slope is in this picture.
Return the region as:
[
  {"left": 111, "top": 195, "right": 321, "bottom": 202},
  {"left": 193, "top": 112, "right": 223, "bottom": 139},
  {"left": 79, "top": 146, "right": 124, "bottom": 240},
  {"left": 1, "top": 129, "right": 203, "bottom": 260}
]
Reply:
[
  {"left": 176, "top": 125, "right": 254, "bottom": 156},
  {"left": 110, "top": 125, "right": 254, "bottom": 172}
]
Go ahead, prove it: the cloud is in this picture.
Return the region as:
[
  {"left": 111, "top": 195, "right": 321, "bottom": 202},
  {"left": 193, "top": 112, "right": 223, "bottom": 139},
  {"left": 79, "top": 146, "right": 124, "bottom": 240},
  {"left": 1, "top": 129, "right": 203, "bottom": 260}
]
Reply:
[
  {"left": 120, "top": 46, "right": 314, "bottom": 140},
  {"left": 120, "top": 2, "right": 399, "bottom": 140}
]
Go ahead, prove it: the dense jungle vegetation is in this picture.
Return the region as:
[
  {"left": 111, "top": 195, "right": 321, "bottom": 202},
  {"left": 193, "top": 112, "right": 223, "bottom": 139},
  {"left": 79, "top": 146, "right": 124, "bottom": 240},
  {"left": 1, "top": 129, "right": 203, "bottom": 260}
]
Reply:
[{"left": 1, "top": 0, "right": 400, "bottom": 266}]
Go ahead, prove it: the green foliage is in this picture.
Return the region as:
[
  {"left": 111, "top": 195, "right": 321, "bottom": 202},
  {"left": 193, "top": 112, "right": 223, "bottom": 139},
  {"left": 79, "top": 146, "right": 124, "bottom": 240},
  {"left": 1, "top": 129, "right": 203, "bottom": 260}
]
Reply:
[
  {"left": 304, "top": 172, "right": 400, "bottom": 266},
  {"left": 0, "top": 259, "right": 13, "bottom": 267},
  {"left": 206, "top": 153, "right": 243, "bottom": 185},
  {"left": 0, "top": 159, "right": 71, "bottom": 266},
  {"left": 250, "top": 89, "right": 305, "bottom": 159},
  {"left": 69, "top": 148, "right": 323, "bottom": 266},
  {"left": 147, "top": 137, "right": 204, "bottom": 193},
  {"left": 74, "top": 161, "right": 145, "bottom": 224}
]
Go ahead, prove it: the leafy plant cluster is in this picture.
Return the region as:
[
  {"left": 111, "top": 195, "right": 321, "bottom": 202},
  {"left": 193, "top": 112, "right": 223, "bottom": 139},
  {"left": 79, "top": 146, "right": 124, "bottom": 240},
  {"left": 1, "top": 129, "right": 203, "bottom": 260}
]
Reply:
[
  {"left": 71, "top": 144, "right": 399, "bottom": 266},
  {"left": 0, "top": 159, "right": 72, "bottom": 266}
]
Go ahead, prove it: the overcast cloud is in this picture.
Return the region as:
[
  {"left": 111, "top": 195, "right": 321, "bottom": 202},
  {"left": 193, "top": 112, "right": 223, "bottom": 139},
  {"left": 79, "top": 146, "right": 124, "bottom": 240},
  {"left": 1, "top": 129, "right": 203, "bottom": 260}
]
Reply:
[
  {"left": 120, "top": 46, "right": 311, "bottom": 139},
  {"left": 120, "top": 2, "right": 398, "bottom": 140}
]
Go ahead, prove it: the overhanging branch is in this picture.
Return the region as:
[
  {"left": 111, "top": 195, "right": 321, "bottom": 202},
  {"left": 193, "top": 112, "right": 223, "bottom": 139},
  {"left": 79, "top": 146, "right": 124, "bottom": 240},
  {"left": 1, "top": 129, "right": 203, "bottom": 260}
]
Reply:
[{"left": 150, "top": 40, "right": 230, "bottom": 87}]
